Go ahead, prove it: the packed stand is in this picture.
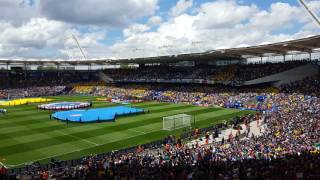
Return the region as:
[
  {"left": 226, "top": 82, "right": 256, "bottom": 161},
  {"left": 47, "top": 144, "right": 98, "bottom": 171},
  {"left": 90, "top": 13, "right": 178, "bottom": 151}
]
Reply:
[
  {"left": 69, "top": 82, "right": 107, "bottom": 95},
  {"left": 280, "top": 77, "right": 320, "bottom": 97},
  {"left": 6, "top": 92, "right": 320, "bottom": 179},
  {"left": 0, "top": 86, "right": 66, "bottom": 99},
  {"left": 84, "top": 83, "right": 278, "bottom": 111},
  {"left": 0, "top": 70, "right": 99, "bottom": 89},
  {"left": 4, "top": 78, "right": 320, "bottom": 179},
  {"left": 103, "top": 61, "right": 308, "bottom": 83},
  {"left": 1, "top": 62, "right": 319, "bottom": 179},
  {"left": 0, "top": 61, "right": 310, "bottom": 89}
]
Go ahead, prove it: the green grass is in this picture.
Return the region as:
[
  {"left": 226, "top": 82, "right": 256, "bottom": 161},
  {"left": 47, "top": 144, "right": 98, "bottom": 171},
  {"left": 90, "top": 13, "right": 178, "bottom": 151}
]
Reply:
[{"left": 0, "top": 96, "right": 252, "bottom": 168}]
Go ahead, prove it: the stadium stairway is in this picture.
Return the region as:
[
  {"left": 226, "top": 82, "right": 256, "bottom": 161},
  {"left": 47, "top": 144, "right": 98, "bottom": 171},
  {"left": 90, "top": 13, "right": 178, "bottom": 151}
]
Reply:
[
  {"left": 214, "top": 120, "right": 266, "bottom": 142},
  {"left": 98, "top": 71, "right": 114, "bottom": 83},
  {"left": 244, "top": 63, "right": 319, "bottom": 87},
  {"left": 187, "top": 119, "right": 266, "bottom": 147}
]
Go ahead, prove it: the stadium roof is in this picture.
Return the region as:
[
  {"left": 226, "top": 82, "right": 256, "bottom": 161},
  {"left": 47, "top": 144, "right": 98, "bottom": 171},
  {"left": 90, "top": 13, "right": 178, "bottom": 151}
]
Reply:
[
  {"left": 1, "top": 35, "right": 320, "bottom": 65},
  {"left": 114, "top": 35, "right": 320, "bottom": 64}
]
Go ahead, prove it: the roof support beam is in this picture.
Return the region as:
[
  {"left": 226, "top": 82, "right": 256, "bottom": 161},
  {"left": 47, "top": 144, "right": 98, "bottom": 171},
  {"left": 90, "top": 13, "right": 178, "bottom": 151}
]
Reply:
[
  {"left": 251, "top": 47, "right": 286, "bottom": 55},
  {"left": 219, "top": 50, "right": 260, "bottom": 57},
  {"left": 281, "top": 45, "right": 312, "bottom": 52},
  {"left": 285, "top": 44, "right": 316, "bottom": 51},
  {"left": 228, "top": 50, "right": 263, "bottom": 57},
  {"left": 298, "top": 0, "right": 320, "bottom": 28}
]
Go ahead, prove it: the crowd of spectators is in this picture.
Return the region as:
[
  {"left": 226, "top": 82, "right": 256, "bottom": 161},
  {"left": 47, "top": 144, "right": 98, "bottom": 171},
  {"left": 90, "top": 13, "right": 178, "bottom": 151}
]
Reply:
[
  {"left": 0, "top": 61, "right": 310, "bottom": 90},
  {"left": 1, "top": 76, "right": 318, "bottom": 179},
  {"left": 69, "top": 86, "right": 96, "bottom": 95},
  {"left": 5, "top": 90, "right": 319, "bottom": 179},
  {"left": 103, "top": 61, "right": 307, "bottom": 82},
  {"left": 0, "top": 70, "right": 99, "bottom": 89},
  {"left": 231, "top": 62, "right": 306, "bottom": 82},
  {"left": 73, "top": 83, "right": 277, "bottom": 111},
  {"left": 68, "top": 82, "right": 106, "bottom": 95},
  {"left": 0, "top": 86, "right": 66, "bottom": 99},
  {"left": 280, "top": 77, "right": 320, "bottom": 97},
  {"left": 0, "top": 61, "right": 319, "bottom": 179}
]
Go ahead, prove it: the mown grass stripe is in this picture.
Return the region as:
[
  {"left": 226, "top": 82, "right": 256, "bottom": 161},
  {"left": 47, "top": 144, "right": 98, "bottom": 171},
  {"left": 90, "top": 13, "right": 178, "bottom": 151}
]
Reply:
[
  {"left": 6, "top": 110, "right": 242, "bottom": 167},
  {"left": 0, "top": 106, "right": 198, "bottom": 143},
  {"left": 0, "top": 104, "right": 190, "bottom": 133},
  {"left": 0, "top": 105, "right": 192, "bottom": 138},
  {"left": 0, "top": 106, "right": 225, "bottom": 156},
  {"left": 1, "top": 107, "right": 228, "bottom": 147},
  {"left": 0, "top": 97, "right": 254, "bottom": 166},
  {"left": 0, "top": 105, "right": 220, "bottom": 141},
  {"left": 53, "top": 111, "right": 253, "bottom": 163},
  {"left": 132, "top": 102, "right": 171, "bottom": 108}
]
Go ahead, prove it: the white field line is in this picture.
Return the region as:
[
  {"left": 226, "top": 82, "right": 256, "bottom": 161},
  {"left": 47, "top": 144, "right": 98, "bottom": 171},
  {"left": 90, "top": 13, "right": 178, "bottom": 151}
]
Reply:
[
  {"left": 6, "top": 129, "right": 160, "bottom": 168},
  {"left": 0, "top": 161, "right": 7, "bottom": 168},
  {"left": 54, "top": 130, "right": 99, "bottom": 146},
  {"left": 128, "top": 129, "right": 147, "bottom": 134}
]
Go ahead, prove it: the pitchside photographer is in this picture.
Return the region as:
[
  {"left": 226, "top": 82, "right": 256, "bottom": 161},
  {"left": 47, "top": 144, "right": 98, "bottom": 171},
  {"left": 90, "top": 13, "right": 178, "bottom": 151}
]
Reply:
[{"left": 0, "top": 109, "right": 6, "bottom": 115}]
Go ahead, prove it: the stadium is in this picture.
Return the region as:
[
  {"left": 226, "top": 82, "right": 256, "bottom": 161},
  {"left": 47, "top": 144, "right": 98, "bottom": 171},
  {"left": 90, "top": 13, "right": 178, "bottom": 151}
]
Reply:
[{"left": 0, "top": 0, "right": 320, "bottom": 180}]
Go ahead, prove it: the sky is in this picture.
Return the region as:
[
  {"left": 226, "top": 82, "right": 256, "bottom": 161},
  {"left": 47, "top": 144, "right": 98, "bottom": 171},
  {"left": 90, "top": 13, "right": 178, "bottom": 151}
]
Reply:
[{"left": 0, "top": 0, "right": 319, "bottom": 60}]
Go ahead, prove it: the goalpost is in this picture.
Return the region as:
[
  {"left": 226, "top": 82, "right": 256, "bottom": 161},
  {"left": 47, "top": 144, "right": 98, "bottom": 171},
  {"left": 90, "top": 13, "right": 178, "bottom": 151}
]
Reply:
[{"left": 163, "top": 114, "right": 192, "bottom": 131}]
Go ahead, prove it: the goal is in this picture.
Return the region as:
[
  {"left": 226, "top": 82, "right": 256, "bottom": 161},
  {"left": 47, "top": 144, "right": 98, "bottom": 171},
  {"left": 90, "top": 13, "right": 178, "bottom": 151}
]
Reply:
[{"left": 163, "top": 114, "right": 192, "bottom": 130}]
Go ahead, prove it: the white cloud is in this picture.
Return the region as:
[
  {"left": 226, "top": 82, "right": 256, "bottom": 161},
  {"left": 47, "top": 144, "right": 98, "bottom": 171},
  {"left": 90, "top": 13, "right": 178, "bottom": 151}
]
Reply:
[
  {"left": 39, "top": 0, "right": 159, "bottom": 27},
  {"left": 158, "top": 14, "right": 197, "bottom": 40},
  {"left": 0, "top": 0, "right": 159, "bottom": 59},
  {"left": 194, "top": 0, "right": 258, "bottom": 29},
  {"left": 148, "top": 16, "right": 163, "bottom": 26},
  {"left": 0, "top": 18, "right": 108, "bottom": 59},
  {"left": 170, "top": 0, "right": 193, "bottom": 17},
  {"left": 0, "top": 0, "right": 320, "bottom": 59},
  {"left": 0, "top": 0, "right": 38, "bottom": 26},
  {"left": 1, "top": 18, "right": 65, "bottom": 46},
  {"left": 0, "top": 18, "right": 67, "bottom": 58},
  {"left": 123, "top": 24, "right": 150, "bottom": 37},
  {"left": 248, "top": 3, "right": 305, "bottom": 31},
  {"left": 109, "top": 0, "right": 320, "bottom": 59}
]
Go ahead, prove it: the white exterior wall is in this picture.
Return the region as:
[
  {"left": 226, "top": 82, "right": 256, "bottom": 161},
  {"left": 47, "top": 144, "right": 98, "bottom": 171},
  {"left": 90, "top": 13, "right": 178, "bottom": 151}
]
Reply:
[{"left": 244, "top": 63, "right": 319, "bottom": 87}]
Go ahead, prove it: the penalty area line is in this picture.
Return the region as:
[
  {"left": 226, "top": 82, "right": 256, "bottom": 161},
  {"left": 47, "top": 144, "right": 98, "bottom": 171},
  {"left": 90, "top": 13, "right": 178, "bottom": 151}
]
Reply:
[
  {"left": 128, "top": 129, "right": 147, "bottom": 134},
  {"left": 54, "top": 130, "right": 99, "bottom": 146}
]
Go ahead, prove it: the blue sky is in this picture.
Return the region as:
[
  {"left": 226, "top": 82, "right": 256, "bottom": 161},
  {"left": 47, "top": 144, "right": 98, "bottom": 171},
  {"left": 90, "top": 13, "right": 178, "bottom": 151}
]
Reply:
[
  {"left": 0, "top": 0, "right": 319, "bottom": 59},
  {"left": 240, "top": 0, "right": 298, "bottom": 8}
]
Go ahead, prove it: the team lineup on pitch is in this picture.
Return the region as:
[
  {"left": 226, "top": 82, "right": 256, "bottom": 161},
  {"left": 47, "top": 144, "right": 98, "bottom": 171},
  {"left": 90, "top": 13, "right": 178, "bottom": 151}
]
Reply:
[{"left": 0, "top": 96, "right": 250, "bottom": 168}]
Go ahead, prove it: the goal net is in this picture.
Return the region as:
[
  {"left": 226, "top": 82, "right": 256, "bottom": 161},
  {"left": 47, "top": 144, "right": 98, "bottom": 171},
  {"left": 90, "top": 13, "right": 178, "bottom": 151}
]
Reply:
[{"left": 163, "top": 114, "right": 192, "bottom": 131}]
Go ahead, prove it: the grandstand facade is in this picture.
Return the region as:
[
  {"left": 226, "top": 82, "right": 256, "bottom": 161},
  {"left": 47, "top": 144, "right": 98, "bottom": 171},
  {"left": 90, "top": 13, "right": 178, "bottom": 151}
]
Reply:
[
  {"left": 1, "top": 35, "right": 320, "bottom": 69},
  {"left": 0, "top": 36, "right": 319, "bottom": 89}
]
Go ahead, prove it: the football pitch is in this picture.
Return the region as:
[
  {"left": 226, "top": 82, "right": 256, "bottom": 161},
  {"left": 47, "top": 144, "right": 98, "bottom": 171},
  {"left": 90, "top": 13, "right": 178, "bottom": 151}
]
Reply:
[{"left": 0, "top": 96, "right": 251, "bottom": 168}]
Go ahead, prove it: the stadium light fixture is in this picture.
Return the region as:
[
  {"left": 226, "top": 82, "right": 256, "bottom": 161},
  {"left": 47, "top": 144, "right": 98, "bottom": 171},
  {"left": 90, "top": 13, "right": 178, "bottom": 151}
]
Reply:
[{"left": 71, "top": 34, "right": 87, "bottom": 60}]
